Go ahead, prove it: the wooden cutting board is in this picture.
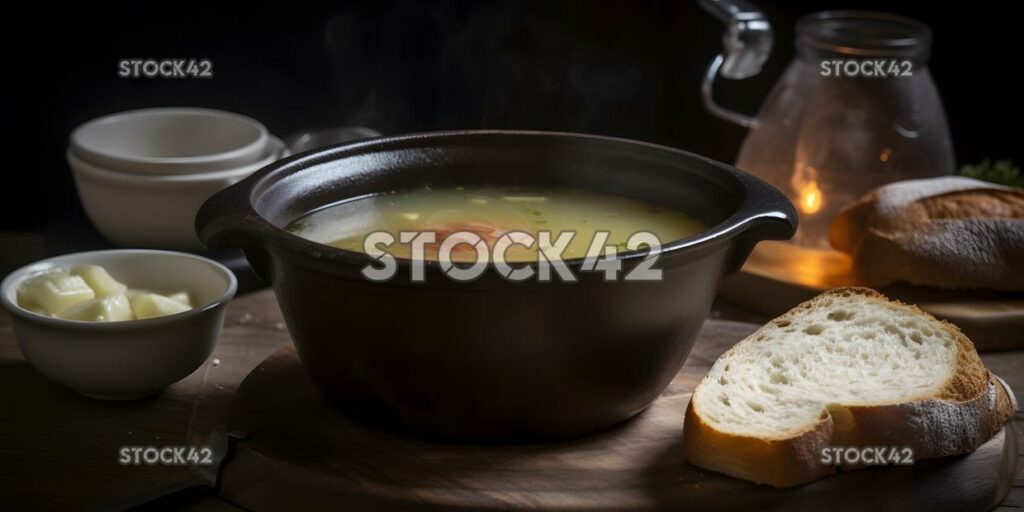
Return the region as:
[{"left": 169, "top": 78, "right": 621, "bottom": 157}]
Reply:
[
  {"left": 719, "top": 242, "right": 1024, "bottom": 352},
  {"left": 217, "top": 320, "right": 1019, "bottom": 511}
]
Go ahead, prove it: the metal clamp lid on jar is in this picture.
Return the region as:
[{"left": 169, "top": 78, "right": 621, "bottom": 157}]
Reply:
[
  {"left": 698, "top": 1, "right": 933, "bottom": 128},
  {"left": 698, "top": 0, "right": 773, "bottom": 128}
]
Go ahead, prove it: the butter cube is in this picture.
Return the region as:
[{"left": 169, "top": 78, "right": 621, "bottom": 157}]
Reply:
[
  {"left": 18, "top": 270, "right": 95, "bottom": 314},
  {"left": 15, "top": 288, "right": 50, "bottom": 316},
  {"left": 57, "top": 294, "right": 134, "bottom": 322},
  {"left": 70, "top": 265, "right": 127, "bottom": 297},
  {"left": 166, "top": 291, "right": 193, "bottom": 307},
  {"left": 130, "top": 293, "right": 191, "bottom": 319}
]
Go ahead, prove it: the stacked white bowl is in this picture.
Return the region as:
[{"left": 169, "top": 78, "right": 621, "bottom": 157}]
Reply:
[{"left": 68, "top": 108, "right": 287, "bottom": 250}]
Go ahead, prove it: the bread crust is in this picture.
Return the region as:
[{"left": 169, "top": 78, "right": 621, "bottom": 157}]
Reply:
[
  {"left": 681, "top": 287, "right": 1016, "bottom": 487},
  {"left": 828, "top": 178, "right": 1024, "bottom": 291}
]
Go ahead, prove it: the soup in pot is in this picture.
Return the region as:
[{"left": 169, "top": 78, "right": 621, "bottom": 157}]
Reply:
[{"left": 286, "top": 186, "right": 705, "bottom": 262}]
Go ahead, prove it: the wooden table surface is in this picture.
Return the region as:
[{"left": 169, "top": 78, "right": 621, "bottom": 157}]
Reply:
[{"left": 1, "top": 289, "right": 1022, "bottom": 511}]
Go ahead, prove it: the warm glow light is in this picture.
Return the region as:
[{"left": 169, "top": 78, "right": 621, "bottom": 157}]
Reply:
[
  {"left": 879, "top": 147, "right": 892, "bottom": 162},
  {"left": 799, "top": 181, "right": 823, "bottom": 215}
]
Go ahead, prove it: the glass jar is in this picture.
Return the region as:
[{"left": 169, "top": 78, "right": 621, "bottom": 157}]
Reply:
[{"left": 703, "top": 8, "right": 955, "bottom": 248}]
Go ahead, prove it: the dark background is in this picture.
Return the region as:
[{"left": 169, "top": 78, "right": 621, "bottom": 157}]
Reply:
[{"left": 5, "top": 0, "right": 1019, "bottom": 232}]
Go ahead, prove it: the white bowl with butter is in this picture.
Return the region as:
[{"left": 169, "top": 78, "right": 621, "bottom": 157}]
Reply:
[{"left": 0, "top": 250, "right": 237, "bottom": 400}]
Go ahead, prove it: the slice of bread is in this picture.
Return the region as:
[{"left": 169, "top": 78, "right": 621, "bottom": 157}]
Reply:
[{"left": 682, "top": 287, "right": 1015, "bottom": 487}]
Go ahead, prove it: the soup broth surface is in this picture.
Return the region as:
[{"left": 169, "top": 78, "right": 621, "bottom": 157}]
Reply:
[{"left": 286, "top": 186, "right": 704, "bottom": 262}]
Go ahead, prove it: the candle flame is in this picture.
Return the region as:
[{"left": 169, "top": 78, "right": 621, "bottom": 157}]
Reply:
[{"left": 799, "top": 181, "right": 823, "bottom": 215}]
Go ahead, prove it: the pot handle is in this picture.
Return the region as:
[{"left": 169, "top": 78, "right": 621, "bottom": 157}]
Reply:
[
  {"left": 723, "top": 173, "right": 797, "bottom": 275},
  {"left": 195, "top": 184, "right": 275, "bottom": 282},
  {"left": 197, "top": 125, "right": 383, "bottom": 282}
]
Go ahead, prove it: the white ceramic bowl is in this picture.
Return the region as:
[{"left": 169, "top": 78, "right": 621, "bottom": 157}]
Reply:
[
  {"left": 70, "top": 108, "right": 270, "bottom": 175},
  {"left": 0, "top": 250, "right": 237, "bottom": 400},
  {"left": 68, "top": 136, "right": 285, "bottom": 250}
]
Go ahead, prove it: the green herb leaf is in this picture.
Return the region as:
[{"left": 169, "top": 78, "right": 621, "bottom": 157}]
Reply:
[{"left": 959, "top": 159, "right": 1023, "bottom": 188}]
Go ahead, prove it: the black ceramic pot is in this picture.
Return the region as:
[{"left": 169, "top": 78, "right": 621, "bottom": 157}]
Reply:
[{"left": 197, "top": 131, "right": 796, "bottom": 442}]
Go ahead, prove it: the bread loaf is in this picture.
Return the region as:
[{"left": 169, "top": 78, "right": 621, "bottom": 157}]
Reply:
[{"left": 828, "top": 177, "right": 1024, "bottom": 291}]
